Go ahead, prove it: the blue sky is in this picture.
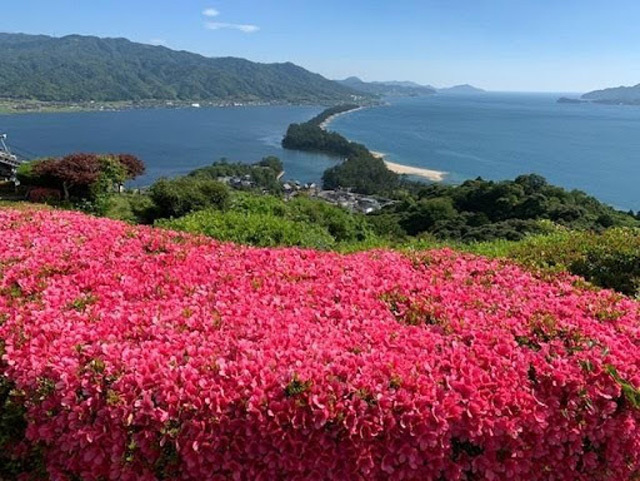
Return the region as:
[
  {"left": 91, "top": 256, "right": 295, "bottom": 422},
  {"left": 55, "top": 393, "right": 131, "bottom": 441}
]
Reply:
[{"left": 3, "top": 0, "right": 640, "bottom": 92}]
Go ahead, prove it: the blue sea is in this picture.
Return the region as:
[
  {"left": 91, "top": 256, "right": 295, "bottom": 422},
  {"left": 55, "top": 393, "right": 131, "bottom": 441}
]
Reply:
[
  {"left": 2, "top": 93, "right": 640, "bottom": 210},
  {"left": 0, "top": 105, "right": 338, "bottom": 187},
  {"left": 330, "top": 93, "right": 640, "bottom": 210}
]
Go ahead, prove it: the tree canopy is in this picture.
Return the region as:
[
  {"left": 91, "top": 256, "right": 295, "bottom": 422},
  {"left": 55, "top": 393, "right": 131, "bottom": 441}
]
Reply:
[
  {"left": 27, "top": 153, "right": 145, "bottom": 200},
  {"left": 371, "top": 174, "right": 639, "bottom": 241}
]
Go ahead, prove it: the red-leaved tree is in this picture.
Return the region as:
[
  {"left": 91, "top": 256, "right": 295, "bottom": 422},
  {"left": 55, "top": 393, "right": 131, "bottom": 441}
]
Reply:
[
  {"left": 32, "top": 153, "right": 146, "bottom": 200},
  {"left": 113, "top": 153, "right": 146, "bottom": 179},
  {"left": 34, "top": 153, "right": 102, "bottom": 200}
]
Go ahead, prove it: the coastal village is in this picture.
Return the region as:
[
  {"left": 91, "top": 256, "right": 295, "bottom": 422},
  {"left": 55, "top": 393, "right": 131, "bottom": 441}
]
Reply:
[
  {"left": 0, "top": 98, "right": 304, "bottom": 115},
  {"left": 214, "top": 172, "right": 394, "bottom": 214}
]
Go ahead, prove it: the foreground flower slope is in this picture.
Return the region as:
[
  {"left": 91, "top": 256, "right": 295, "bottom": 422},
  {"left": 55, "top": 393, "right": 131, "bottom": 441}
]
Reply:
[{"left": 1, "top": 209, "right": 640, "bottom": 481}]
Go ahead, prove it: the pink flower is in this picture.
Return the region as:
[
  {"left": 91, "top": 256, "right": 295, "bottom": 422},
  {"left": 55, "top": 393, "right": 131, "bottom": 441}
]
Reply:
[{"left": 1, "top": 209, "right": 639, "bottom": 480}]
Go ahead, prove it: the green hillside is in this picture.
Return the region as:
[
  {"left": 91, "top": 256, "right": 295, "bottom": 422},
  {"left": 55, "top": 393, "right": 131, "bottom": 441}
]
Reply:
[{"left": 0, "top": 33, "right": 367, "bottom": 103}]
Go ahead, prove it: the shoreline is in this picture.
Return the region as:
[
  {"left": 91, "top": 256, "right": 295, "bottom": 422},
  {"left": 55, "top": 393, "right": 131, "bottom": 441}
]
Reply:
[
  {"left": 318, "top": 106, "right": 365, "bottom": 130},
  {"left": 318, "top": 105, "right": 447, "bottom": 182},
  {"left": 0, "top": 99, "right": 359, "bottom": 116},
  {"left": 371, "top": 151, "right": 447, "bottom": 182}
]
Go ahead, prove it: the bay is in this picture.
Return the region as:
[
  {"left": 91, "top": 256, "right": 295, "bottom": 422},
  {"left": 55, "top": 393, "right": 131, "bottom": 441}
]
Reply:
[
  {"left": 3, "top": 94, "right": 640, "bottom": 210},
  {"left": 0, "top": 105, "right": 338, "bottom": 187},
  {"left": 330, "top": 93, "right": 640, "bottom": 210}
]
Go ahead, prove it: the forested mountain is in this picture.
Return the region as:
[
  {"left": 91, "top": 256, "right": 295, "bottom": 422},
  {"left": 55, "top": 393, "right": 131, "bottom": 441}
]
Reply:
[
  {"left": 582, "top": 84, "right": 640, "bottom": 105},
  {"left": 337, "top": 77, "right": 436, "bottom": 97},
  {"left": 0, "top": 33, "right": 367, "bottom": 103}
]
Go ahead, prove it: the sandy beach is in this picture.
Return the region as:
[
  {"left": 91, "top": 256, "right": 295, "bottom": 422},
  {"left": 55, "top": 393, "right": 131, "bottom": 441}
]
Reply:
[
  {"left": 319, "top": 106, "right": 365, "bottom": 130},
  {"left": 370, "top": 151, "right": 447, "bottom": 182},
  {"left": 320, "top": 106, "right": 447, "bottom": 182}
]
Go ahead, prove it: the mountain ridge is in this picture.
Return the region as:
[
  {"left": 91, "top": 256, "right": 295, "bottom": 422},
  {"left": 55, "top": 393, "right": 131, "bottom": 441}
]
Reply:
[
  {"left": 582, "top": 83, "right": 640, "bottom": 105},
  {"left": 336, "top": 77, "right": 437, "bottom": 97},
  {"left": 0, "top": 32, "right": 367, "bottom": 103},
  {"left": 337, "top": 77, "right": 486, "bottom": 97}
]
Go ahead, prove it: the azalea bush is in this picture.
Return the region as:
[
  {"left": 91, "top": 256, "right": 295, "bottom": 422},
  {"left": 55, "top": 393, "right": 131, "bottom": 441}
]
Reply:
[{"left": 1, "top": 209, "right": 640, "bottom": 480}]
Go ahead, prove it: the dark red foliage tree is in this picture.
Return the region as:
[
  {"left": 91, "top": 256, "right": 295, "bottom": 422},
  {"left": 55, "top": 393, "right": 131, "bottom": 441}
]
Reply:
[
  {"left": 33, "top": 153, "right": 102, "bottom": 199},
  {"left": 31, "top": 153, "right": 146, "bottom": 200},
  {"left": 114, "top": 153, "right": 145, "bottom": 179}
]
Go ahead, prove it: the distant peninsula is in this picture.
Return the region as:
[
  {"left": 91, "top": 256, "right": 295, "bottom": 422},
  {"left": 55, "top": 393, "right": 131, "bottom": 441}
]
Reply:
[
  {"left": 337, "top": 78, "right": 486, "bottom": 98},
  {"left": 581, "top": 83, "right": 640, "bottom": 105},
  {"left": 0, "top": 33, "right": 370, "bottom": 106}
]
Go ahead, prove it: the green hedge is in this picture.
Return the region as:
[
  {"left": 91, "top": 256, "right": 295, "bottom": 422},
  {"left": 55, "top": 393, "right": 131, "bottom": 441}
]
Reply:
[
  {"left": 454, "top": 228, "right": 640, "bottom": 297},
  {"left": 504, "top": 228, "right": 640, "bottom": 297},
  {"left": 157, "top": 209, "right": 336, "bottom": 249},
  {"left": 149, "top": 177, "right": 230, "bottom": 219}
]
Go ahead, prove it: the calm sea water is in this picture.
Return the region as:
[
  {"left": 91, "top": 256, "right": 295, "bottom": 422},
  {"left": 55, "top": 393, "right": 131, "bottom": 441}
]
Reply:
[
  {"left": 2, "top": 94, "right": 640, "bottom": 209},
  {"left": 330, "top": 93, "right": 640, "bottom": 210},
  {"left": 0, "top": 105, "right": 338, "bottom": 186}
]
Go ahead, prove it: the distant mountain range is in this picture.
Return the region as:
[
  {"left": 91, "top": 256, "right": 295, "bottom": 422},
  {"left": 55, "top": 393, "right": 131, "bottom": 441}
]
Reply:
[
  {"left": 437, "top": 84, "right": 486, "bottom": 94},
  {"left": 581, "top": 84, "right": 640, "bottom": 105},
  {"left": 337, "top": 77, "right": 485, "bottom": 97},
  {"left": 0, "top": 33, "right": 367, "bottom": 104},
  {"left": 336, "top": 77, "right": 437, "bottom": 97}
]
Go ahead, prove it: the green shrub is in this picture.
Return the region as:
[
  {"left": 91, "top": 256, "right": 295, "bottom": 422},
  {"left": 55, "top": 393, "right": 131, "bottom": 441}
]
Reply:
[
  {"left": 149, "top": 177, "right": 229, "bottom": 219},
  {"left": 189, "top": 157, "right": 283, "bottom": 194},
  {"left": 287, "top": 196, "right": 375, "bottom": 243},
  {"left": 16, "top": 160, "right": 49, "bottom": 187},
  {"left": 103, "top": 193, "right": 158, "bottom": 224},
  {"left": 256, "top": 156, "right": 284, "bottom": 174},
  {"left": 127, "top": 193, "right": 159, "bottom": 224},
  {"left": 228, "top": 192, "right": 288, "bottom": 216},
  {"left": 0, "top": 376, "right": 28, "bottom": 478},
  {"left": 366, "top": 213, "right": 408, "bottom": 240},
  {"left": 372, "top": 174, "right": 639, "bottom": 242},
  {"left": 157, "top": 209, "right": 336, "bottom": 249},
  {"left": 400, "top": 197, "right": 459, "bottom": 236},
  {"left": 221, "top": 192, "right": 379, "bottom": 245},
  {"left": 322, "top": 153, "right": 399, "bottom": 195},
  {"left": 465, "top": 228, "right": 640, "bottom": 297},
  {"left": 569, "top": 229, "right": 640, "bottom": 296}
]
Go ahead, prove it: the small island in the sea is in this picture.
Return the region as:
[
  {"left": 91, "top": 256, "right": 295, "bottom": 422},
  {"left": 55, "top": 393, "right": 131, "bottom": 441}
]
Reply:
[
  {"left": 557, "top": 97, "right": 587, "bottom": 104},
  {"left": 437, "top": 84, "right": 486, "bottom": 94}
]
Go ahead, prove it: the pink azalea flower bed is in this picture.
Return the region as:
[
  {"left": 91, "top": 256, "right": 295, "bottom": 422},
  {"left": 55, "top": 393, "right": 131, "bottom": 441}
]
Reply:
[{"left": 1, "top": 209, "right": 640, "bottom": 481}]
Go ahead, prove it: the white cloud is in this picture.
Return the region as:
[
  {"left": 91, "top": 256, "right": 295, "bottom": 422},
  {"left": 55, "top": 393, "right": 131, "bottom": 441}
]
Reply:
[
  {"left": 149, "top": 38, "right": 167, "bottom": 46},
  {"left": 205, "top": 22, "right": 259, "bottom": 33},
  {"left": 202, "top": 8, "right": 220, "bottom": 17}
]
